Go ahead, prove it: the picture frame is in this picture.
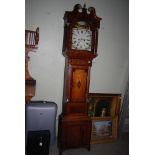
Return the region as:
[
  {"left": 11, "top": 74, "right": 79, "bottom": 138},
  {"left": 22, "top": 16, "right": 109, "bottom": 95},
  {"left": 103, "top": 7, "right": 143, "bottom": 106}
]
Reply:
[
  {"left": 93, "top": 119, "right": 112, "bottom": 137},
  {"left": 87, "top": 93, "right": 121, "bottom": 118},
  {"left": 87, "top": 93, "right": 121, "bottom": 144},
  {"left": 91, "top": 116, "right": 118, "bottom": 144}
]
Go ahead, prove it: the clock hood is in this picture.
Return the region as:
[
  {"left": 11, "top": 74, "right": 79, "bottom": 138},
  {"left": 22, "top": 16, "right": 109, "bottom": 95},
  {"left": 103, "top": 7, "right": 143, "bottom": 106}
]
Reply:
[{"left": 64, "top": 4, "right": 102, "bottom": 29}]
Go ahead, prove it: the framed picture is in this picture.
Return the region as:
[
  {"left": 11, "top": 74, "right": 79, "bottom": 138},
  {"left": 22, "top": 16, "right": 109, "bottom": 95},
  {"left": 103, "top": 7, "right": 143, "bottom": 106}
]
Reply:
[
  {"left": 87, "top": 93, "right": 121, "bottom": 118},
  {"left": 91, "top": 117, "right": 118, "bottom": 144},
  {"left": 87, "top": 93, "right": 121, "bottom": 144},
  {"left": 93, "top": 120, "right": 112, "bottom": 137}
]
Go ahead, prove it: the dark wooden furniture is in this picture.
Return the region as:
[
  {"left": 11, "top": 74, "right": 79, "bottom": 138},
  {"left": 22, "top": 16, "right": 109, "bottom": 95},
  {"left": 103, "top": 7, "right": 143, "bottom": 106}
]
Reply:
[
  {"left": 87, "top": 93, "right": 121, "bottom": 144},
  {"left": 25, "top": 27, "right": 39, "bottom": 102},
  {"left": 58, "top": 4, "right": 101, "bottom": 155}
]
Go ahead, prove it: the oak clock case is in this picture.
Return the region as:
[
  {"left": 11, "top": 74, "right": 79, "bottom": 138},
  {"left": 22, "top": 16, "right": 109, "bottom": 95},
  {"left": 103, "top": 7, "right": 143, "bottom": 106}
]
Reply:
[{"left": 58, "top": 4, "right": 101, "bottom": 155}]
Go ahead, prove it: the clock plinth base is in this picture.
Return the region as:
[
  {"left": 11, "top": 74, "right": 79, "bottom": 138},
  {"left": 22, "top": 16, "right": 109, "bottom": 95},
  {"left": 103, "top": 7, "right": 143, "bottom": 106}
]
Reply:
[{"left": 58, "top": 114, "right": 92, "bottom": 155}]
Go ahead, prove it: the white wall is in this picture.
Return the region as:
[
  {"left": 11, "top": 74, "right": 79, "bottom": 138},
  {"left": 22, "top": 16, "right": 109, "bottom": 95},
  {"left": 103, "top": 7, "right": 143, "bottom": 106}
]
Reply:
[{"left": 25, "top": 0, "right": 129, "bottom": 117}]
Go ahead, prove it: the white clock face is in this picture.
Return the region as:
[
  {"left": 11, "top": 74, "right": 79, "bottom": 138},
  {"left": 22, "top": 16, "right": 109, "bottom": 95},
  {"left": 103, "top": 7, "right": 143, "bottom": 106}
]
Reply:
[{"left": 72, "top": 28, "right": 92, "bottom": 51}]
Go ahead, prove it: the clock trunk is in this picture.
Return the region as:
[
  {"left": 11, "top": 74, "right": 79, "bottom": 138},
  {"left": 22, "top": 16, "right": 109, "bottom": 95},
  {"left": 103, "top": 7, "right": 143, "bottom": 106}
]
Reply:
[{"left": 63, "top": 58, "right": 91, "bottom": 115}]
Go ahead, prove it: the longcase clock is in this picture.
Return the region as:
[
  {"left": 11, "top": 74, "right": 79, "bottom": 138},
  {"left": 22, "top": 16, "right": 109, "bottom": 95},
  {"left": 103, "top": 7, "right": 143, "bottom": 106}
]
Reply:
[{"left": 58, "top": 4, "right": 102, "bottom": 155}]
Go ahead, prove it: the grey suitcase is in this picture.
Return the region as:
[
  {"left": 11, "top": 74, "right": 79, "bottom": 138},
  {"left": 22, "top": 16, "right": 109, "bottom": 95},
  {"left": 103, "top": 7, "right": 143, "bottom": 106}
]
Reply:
[{"left": 25, "top": 101, "right": 57, "bottom": 145}]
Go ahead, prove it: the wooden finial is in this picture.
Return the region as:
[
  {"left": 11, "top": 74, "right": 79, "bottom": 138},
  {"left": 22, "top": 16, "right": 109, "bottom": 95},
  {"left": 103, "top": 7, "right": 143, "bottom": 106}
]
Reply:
[{"left": 83, "top": 3, "right": 86, "bottom": 8}]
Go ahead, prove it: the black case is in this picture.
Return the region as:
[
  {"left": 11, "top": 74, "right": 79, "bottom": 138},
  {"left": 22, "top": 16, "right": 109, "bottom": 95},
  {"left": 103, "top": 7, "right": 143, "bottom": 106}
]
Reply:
[{"left": 27, "top": 130, "right": 50, "bottom": 155}]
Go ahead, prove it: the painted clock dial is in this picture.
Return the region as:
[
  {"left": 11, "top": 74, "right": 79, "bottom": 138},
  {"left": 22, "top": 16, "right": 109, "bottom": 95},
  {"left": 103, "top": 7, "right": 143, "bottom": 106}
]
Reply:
[{"left": 72, "top": 28, "right": 92, "bottom": 51}]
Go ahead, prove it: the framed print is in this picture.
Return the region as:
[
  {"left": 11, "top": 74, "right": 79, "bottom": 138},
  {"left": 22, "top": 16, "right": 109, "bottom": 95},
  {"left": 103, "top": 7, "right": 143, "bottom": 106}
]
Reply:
[
  {"left": 87, "top": 93, "right": 121, "bottom": 144},
  {"left": 93, "top": 120, "right": 112, "bottom": 137},
  {"left": 87, "top": 93, "right": 121, "bottom": 118},
  {"left": 91, "top": 116, "right": 118, "bottom": 144}
]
